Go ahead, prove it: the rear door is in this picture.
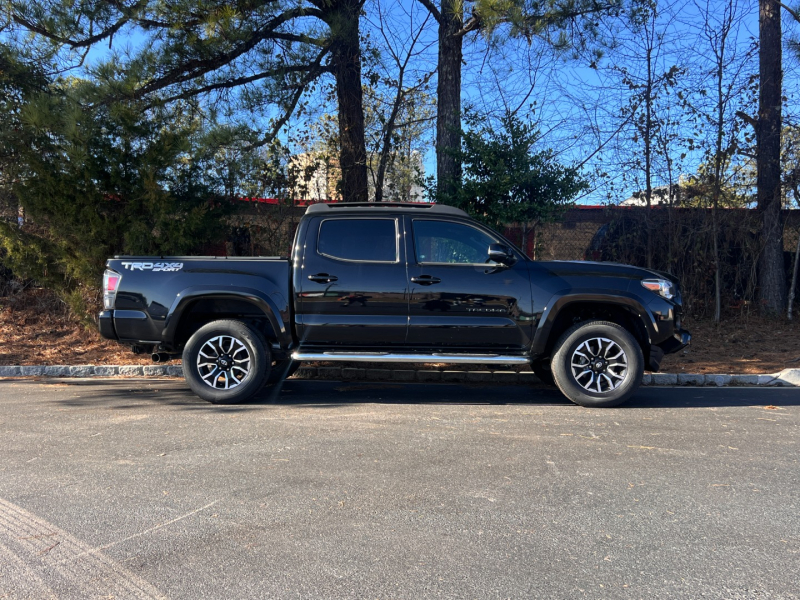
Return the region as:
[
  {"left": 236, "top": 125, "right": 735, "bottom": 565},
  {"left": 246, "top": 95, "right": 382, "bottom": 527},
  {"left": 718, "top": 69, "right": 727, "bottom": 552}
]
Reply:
[
  {"left": 405, "top": 217, "right": 534, "bottom": 350},
  {"left": 296, "top": 215, "right": 409, "bottom": 347}
]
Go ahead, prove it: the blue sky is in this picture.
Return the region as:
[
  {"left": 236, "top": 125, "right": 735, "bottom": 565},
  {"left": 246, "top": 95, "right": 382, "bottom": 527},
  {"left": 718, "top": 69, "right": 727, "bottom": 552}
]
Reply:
[{"left": 11, "top": 0, "right": 799, "bottom": 205}]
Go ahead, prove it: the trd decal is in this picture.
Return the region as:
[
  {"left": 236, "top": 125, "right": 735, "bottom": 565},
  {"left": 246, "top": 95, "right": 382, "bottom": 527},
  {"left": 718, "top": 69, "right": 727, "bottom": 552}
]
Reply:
[{"left": 121, "top": 262, "right": 184, "bottom": 272}]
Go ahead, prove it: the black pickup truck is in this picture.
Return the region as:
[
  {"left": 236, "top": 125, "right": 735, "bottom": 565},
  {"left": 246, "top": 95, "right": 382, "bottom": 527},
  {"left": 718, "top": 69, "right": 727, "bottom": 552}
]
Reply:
[{"left": 99, "top": 202, "right": 690, "bottom": 407}]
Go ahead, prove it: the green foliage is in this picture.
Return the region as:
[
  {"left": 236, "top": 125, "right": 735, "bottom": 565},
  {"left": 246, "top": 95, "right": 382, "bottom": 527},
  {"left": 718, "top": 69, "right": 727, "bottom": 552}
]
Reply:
[
  {"left": 0, "top": 47, "right": 250, "bottom": 304},
  {"left": 0, "top": 221, "right": 73, "bottom": 291},
  {"left": 15, "top": 87, "right": 234, "bottom": 275},
  {"left": 680, "top": 162, "right": 753, "bottom": 208},
  {"left": 432, "top": 111, "right": 587, "bottom": 229},
  {"left": 0, "top": 45, "right": 48, "bottom": 192},
  {"left": 4, "top": 0, "right": 340, "bottom": 142},
  {"left": 474, "top": 0, "right": 628, "bottom": 53}
]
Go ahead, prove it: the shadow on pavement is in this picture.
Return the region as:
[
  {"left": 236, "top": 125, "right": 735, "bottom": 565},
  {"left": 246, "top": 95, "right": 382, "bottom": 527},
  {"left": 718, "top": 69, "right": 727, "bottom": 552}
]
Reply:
[
  {"left": 624, "top": 386, "right": 800, "bottom": 408},
  {"left": 2, "top": 378, "right": 799, "bottom": 411}
]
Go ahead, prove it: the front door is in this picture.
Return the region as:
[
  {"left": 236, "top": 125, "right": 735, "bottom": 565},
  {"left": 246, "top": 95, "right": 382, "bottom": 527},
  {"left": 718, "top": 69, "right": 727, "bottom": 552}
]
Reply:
[
  {"left": 405, "top": 217, "right": 534, "bottom": 350},
  {"left": 296, "top": 216, "right": 408, "bottom": 348}
]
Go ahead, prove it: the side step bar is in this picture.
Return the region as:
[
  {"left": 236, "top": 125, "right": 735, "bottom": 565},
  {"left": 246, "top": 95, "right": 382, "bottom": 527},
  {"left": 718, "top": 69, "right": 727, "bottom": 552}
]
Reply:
[{"left": 291, "top": 352, "right": 529, "bottom": 365}]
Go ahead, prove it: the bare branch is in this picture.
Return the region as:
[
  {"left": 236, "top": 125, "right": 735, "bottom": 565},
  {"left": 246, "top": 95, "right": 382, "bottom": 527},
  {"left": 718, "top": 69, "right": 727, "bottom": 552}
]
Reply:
[
  {"left": 415, "top": 0, "right": 442, "bottom": 24},
  {"left": 455, "top": 1, "right": 620, "bottom": 37},
  {"left": 246, "top": 50, "right": 330, "bottom": 150},
  {"left": 10, "top": 1, "right": 146, "bottom": 49},
  {"left": 129, "top": 6, "right": 322, "bottom": 100},
  {"left": 735, "top": 110, "right": 758, "bottom": 129},
  {"left": 270, "top": 32, "right": 328, "bottom": 47},
  {"left": 155, "top": 52, "right": 332, "bottom": 105},
  {"left": 779, "top": 1, "right": 800, "bottom": 24}
]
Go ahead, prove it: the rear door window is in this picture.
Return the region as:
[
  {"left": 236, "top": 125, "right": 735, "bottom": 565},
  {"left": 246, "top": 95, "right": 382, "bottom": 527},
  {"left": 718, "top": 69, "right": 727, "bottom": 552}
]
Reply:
[{"left": 317, "top": 218, "right": 398, "bottom": 263}]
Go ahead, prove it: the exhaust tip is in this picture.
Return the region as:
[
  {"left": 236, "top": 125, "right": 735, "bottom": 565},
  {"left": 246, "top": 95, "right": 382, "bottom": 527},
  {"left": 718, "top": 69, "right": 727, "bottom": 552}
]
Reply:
[{"left": 151, "top": 352, "right": 170, "bottom": 363}]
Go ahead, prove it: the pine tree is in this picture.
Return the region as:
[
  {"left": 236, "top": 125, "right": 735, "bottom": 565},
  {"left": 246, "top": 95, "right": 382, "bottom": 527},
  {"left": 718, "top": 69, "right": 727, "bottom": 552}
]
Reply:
[
  {"left": 435, "top": 111, "right": 586, "bottom": 254},
  {"left": 6, "top": 0, "right": 370, "bottom": 201}
]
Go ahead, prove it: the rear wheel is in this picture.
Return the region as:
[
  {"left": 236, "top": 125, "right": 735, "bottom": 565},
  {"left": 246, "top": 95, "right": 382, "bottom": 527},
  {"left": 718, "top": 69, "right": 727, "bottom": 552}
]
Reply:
[
  {"left": 183, "top": 320, "right": 269, "bottom": 404},
  {"left": 551, "top": 320, "right": 643, "bottom": 408}
]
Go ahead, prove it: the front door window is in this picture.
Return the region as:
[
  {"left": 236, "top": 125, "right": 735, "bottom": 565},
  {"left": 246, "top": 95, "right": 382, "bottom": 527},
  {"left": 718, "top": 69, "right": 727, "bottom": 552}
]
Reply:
[{"left": 413, "top": 220, "right": 497, "bottom": 265}]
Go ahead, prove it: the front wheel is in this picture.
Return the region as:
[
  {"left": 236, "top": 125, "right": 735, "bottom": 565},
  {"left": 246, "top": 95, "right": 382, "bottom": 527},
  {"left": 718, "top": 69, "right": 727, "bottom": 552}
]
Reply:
[
  {"left": 551, "top": 320, "right": 643, "bottom": 408},
  {"left": 183, "top": 320, "right": 270, "bottom": 404}
]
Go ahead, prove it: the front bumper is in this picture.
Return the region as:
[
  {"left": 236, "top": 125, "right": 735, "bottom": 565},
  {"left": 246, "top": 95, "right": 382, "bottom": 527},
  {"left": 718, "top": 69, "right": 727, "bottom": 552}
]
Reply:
[
  {"left": 661, "top": 328, "right": 691, "bottom": 354},
  {"left": 649, "top": 328, "right": 691, "bottom": 371}
]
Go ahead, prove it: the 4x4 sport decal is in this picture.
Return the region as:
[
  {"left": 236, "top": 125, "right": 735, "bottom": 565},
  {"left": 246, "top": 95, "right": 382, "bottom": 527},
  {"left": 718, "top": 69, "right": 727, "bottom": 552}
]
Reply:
[{"left": 121, "top": 262, "right": 183, "bottom": 272}]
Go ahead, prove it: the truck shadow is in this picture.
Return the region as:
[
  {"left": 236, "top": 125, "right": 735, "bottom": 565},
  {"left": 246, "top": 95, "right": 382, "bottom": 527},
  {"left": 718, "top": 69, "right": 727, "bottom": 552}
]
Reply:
[
  {"left": 255, "top": 380, "right": 572, "bottom": 407},
  {"left": 5, "top": 378, "right": 800, "bottom": 412},
  {"left": 259, "top": 380, "right": 800, "bottom": 409}
]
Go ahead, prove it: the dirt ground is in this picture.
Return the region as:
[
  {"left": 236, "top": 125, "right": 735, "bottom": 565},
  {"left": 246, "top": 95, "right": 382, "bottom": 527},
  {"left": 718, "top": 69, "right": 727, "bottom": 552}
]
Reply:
[
  {"left": 0, "top": 286, "right": 152, "bottom": 367},
  {"left": 2, "top": 286, "right": 799, "bottom": 374},
  {"left": 657, "top": 315, "right": 800, "bottom": 374}
]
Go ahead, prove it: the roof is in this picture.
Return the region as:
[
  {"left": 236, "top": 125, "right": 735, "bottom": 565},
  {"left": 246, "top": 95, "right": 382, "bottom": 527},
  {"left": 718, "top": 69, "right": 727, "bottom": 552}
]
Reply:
[{"left": 304, "top": 202, "right": 469, "bottom": 218}]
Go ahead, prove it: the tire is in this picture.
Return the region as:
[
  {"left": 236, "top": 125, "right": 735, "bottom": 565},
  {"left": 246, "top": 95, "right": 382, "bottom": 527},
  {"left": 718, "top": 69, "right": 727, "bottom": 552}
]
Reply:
[
  {"left": 551, "top": 320, "right": 643, "bottom": 408},
  {"left": 182, "top": 320, "right": 270, "bottom": 404},
  {"left": 265, "top": 359, "right": 300, "bottom": 385},
  {"left": 531, "top": 360, "right": 555, "bottom": 386}
]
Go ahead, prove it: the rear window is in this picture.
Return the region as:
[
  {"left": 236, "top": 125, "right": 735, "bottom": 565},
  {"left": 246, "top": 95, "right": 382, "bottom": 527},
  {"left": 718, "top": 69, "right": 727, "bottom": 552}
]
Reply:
[{"left": 317, "top": 219, "right": 397, "bottom": 262}]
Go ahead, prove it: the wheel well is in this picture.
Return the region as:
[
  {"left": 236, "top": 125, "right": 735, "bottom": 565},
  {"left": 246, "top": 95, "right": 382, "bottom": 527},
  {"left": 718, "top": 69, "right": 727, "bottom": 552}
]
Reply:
[
  {"left": 543, "top": 302, "right": 649, "bottom": 360},
  {"left": 173, "top": 298, "right": 277, "bottom": 351}
]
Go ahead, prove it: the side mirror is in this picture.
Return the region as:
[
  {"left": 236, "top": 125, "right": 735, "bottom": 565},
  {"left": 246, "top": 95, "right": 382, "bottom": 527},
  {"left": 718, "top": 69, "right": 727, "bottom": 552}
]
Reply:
[{"left": 488, "top": 243, "right": 516, "bottom": 266}]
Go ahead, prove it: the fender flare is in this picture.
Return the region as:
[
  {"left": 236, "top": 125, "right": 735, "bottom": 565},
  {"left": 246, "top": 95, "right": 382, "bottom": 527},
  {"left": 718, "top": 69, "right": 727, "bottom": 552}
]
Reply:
[
  {"left": 162, "top": 286, "right": 291, "bottom": 348},
  {"left": 531, "top": 291, "right": 657, "bottom": 357}
]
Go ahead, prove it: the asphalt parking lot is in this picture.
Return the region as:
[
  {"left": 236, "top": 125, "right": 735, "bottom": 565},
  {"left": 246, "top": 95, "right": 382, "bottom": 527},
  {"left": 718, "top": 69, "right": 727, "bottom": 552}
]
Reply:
[{"left": 0, "top": 378, "right": 798, "bottom": 599}]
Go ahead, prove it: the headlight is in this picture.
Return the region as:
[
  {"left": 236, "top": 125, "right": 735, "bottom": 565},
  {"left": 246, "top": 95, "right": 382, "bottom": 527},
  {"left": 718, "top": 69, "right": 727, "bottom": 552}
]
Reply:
[
  {"left": 641, "top": 278, "right": 674, "bottom": 300},
  {"left": 103, "top": 269, "right": 121, "bottom": 310}
]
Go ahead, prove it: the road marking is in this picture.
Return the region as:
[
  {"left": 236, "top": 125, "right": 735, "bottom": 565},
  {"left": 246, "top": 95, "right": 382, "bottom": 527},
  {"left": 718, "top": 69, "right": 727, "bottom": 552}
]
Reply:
[
  {"left": 0, "top": 497, "right": 168, "bottom": 599},
  {"left": 67, "top": 501, "right": 218, "bottom": 561}
]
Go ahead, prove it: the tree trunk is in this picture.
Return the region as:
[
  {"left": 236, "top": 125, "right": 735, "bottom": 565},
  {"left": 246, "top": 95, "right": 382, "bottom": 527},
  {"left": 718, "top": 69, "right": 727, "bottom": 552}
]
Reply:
[
  {"left": 788, "top": 222, "right": 800, "bottom": 320},
  {"left": 520, "top": 224, "right": 528, "bottom": 258},
  {"left": 374, "top": 73, "right": 408, "bottom": 203},
  {"left": 436, "top": 0, "right": 463, "bottom": 199},
  {"left": 329, "top": 0, "right": 368, "bottom": 203},
  {"left": 712, "top": 24, "right": 726, "bottom": 325},
  {"left": 757, "top": 0, "right": 785, "bottom": 314},
  {"left": 644, "top": 41, "right": 654, "bottom": 270},
  {"left": 712, "top": 212, "right": 722, "bottom": 323}
]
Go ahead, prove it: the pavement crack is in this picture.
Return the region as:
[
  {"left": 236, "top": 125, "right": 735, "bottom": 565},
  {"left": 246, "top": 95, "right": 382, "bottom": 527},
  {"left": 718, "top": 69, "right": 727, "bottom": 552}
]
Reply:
[{"left": 70, "top": 500, "right": 219, "bottom": 561}]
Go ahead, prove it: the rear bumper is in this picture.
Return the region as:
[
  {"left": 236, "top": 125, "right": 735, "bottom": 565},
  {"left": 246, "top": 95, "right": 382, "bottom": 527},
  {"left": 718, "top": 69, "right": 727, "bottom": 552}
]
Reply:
[
  {"left": 98, "top": 309, "right": 151, "bottom": 342},
  {"left": 98, "top": 310, "right": 117, "bottom": 340}
]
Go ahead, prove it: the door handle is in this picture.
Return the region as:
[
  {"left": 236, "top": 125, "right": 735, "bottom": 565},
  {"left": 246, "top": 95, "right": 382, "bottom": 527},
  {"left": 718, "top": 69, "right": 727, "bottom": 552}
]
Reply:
[
  {"left": 410, "top": 275, "right": 441, "bottom": 285},
  {"left": 308, "top": 273, "right": 338, "bottom": 283}
]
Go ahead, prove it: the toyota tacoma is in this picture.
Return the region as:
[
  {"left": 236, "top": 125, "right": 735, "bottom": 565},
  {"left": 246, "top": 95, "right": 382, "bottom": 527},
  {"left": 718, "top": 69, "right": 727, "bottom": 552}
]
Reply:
[{"left": 99, "top": 202, "right": 690, "bottom": 407}]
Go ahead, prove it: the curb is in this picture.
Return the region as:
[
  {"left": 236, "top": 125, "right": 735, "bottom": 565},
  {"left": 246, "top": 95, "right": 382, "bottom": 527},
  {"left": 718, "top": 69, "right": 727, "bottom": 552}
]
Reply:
[{"left": 1, "top": 365, "right": 800, "bottom": 387}]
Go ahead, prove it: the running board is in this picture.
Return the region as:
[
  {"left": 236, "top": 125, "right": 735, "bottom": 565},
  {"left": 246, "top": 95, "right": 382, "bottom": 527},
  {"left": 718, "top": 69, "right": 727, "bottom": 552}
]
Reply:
[{"left": 291, "top": 352, "right": 529, "bottom": 365}]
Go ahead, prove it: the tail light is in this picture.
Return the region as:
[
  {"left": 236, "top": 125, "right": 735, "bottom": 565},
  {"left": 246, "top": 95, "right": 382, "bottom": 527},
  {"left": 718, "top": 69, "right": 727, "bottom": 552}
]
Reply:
[{"left": 103, "top": 269, "right": 121, "bottom": 310}]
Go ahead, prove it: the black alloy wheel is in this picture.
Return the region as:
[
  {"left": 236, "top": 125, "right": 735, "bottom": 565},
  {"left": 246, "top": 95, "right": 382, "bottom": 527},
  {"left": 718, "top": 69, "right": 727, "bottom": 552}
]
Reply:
[
  {"left": 551, "top": 320, "right": 643, "bottom": 408},
  {"left": 183, "top": 320, "right": 270, "bottom": 404}
]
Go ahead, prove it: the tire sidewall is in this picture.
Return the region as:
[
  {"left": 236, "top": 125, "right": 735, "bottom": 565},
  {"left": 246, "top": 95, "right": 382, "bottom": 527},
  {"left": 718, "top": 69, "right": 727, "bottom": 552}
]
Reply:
[
  {"left": 552, "top": 321, "right": 643, "bottom": 408},
  {"left": 183, "top": 320, "right": 269, "bottom": 404}
]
